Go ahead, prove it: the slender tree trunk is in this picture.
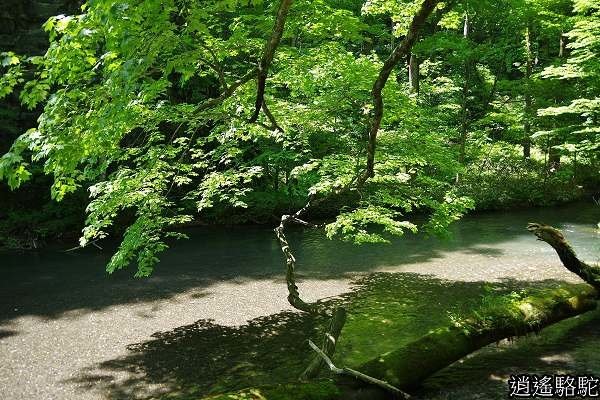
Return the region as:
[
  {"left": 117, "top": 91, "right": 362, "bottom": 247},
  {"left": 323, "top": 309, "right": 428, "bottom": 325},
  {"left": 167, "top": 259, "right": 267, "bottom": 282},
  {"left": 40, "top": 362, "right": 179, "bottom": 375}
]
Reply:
[
  {"left": 523, "top": 24, "right": 533, "bottom": 159},
  {"left": 363, "top": 0, "right": 441, "bottom": 181},
  {"left": 249, "top": 0, "right": 294, "bottom": 123},
  {"left": 546, "top": 28, "right": 561, "bottom": 174},
  {"left": 459, "top": 13, "right": 470, "bottom": 164},
  {"left": 408, "top": 53, "right": 420, "bottom": 93},
  {"left": 559, "top": 31, "right": 566, "bottom": 58}
]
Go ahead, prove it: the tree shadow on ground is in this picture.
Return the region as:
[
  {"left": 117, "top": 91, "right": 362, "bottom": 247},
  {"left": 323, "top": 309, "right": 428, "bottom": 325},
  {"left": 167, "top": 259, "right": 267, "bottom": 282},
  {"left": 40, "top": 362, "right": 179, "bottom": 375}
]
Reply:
[{"left": 65, "top": 272, "right": 587, "bottom": 400}]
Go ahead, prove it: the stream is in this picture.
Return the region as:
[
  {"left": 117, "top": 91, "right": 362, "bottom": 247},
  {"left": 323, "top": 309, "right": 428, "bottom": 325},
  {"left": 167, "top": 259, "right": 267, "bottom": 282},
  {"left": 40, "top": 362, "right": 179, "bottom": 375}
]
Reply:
[{"left": 0, "top": 200, "right": 599, "bottom": 399}]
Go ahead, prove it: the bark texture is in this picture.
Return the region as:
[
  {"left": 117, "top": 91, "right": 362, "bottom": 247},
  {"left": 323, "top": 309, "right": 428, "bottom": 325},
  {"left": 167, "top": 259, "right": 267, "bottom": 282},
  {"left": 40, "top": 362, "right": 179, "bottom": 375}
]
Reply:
[
  {"left": 249, "top": 0, "right": 294, "bottom": 123},
  {"left": 354, "top": 284, "right": 597, "bottom": 389},
  {"left": 527, "top": 223, "right": 600, "bottom": 291},
  {"left": 364, "top": 0, "right": 440, "bottom": 180}
]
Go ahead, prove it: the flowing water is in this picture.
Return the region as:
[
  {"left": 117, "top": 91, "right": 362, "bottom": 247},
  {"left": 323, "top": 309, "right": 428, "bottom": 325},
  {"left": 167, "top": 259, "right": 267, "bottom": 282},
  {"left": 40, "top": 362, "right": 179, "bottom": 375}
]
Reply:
[{"left": 0, "top": 200, "right": 599, "bottom": 399}]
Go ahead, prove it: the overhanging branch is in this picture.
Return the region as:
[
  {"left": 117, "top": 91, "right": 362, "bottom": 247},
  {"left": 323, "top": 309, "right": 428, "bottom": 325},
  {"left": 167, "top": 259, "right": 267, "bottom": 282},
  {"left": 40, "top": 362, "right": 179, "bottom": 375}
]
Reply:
[
  {"left": 249, "top": 0, "right": 294, "bottom": 123},
  {"left": 362, "top": 0, "right": 441, "bottom": 183}
]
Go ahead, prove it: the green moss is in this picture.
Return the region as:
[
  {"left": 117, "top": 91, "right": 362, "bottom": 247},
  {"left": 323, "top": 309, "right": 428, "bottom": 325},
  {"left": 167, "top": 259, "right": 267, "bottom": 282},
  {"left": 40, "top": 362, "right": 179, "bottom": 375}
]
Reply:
[
  {"left": 450, "top": 284, "right": 595, "bottom": 335},
  {"left": 202, "top": 381, "right": 341, "bottom": 400}
]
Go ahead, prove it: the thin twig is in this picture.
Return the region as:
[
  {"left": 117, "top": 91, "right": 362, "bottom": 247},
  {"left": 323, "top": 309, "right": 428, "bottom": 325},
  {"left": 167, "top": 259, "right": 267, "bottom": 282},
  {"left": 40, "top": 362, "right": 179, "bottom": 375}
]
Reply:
[
  {"left": 307, "top": 340, "right": 412, "bottom": 399},
  {"left": 65, "top": 239, "right": 103, "bottom": 252}
]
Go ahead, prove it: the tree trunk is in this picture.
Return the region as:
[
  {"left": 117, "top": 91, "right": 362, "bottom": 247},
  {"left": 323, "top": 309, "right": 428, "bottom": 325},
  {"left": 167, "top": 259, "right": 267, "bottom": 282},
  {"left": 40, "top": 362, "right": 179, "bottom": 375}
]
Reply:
[
  {"left": 523, "top": 24, "right": 533, "bottom": 159},
  {"left": 559, "top": 31, "right": 566, "bottom": 58},
  {"left": 408, "top": 53, "right": 420, "bottom": 93},
  {"left": 459, "top": 13, "right": 470, "bottom": 164},
  {"left": 363, "top": 0, "right": 441, "bottom": 181},
  {"left": 353, "top": 284, "right": 596, "bottom": 389},
  {"left": 249, "top": 0, "right": 294, "bottom": 123},
  {"left": 527, "top": 223, "right": 600, "bottom": 291}
]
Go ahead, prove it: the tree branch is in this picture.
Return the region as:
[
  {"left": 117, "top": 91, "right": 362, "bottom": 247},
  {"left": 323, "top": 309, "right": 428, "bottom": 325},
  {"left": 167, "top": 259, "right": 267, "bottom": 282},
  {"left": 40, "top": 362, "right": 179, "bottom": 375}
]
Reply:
[
  {"left": 249, "top": 0, "right": 294, "bottom": 123},
  {"left": 262, "top": 100, "right": 284, "bottom": 132},
  {"left": 199, "top": 42, "right": 228, "bottom": 90},
  {"left": 307, "top": 340, "right": 412, "bottom": 399},
  {"left": 362, "top": 0, "right": 441, "bottom": 183},
  {"left": 300, "top": 307, "right": 347, "bottom": 380},
  {"left": 194, "top": 67, "right": 258, "bottom": 113},
  {"left": 527, "top": 223, "right": 600, "bottom": 291}
]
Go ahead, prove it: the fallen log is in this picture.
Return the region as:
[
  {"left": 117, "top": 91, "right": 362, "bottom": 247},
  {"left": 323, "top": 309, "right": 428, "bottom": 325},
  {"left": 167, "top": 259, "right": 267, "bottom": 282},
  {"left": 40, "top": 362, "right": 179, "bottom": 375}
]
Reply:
[
  {"left": 353, "top": 283, "right": 597, "bottom": 389},
  {"left": 204, "top": 224, "right": 599, "bottom": 399},
  {"left": 350, "top": 222, "right": 600, "bottom": 389},
  {"left": 202, "top": 284, "right": 597, "bottom": 400}
]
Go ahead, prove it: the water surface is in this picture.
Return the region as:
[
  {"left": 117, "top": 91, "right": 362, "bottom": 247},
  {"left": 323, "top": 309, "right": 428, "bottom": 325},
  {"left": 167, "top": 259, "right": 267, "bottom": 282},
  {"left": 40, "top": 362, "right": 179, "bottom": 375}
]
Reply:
[{"left": 0, "top": 200, "right": 598, "bottom": 399}]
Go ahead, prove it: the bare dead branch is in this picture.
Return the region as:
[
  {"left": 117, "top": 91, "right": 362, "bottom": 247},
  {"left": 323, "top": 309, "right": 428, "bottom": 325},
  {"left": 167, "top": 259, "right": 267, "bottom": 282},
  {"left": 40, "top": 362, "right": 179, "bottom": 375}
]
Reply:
[
  {"left": 527, "top": 223, "right": 600, "bottom": 291},
  {"left": 307, "top": 340, "right": 412, "bottom": 399},
  {"left": 300, "top": 307, "right": 347, "bottom": 380}
]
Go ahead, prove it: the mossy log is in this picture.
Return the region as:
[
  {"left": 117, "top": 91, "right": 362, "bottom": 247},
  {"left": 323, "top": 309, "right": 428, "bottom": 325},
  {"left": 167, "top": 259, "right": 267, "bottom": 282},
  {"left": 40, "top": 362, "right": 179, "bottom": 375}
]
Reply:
[
  {"left": 353, "top": 284, "right": 597, "bottom": 390},
  {"left": 201, "top": 284, "right": 597, "bottom": 400},
  {"left": 350, "top": 223, "right": 600, "bottom": 390},
  {"left": 205, "top": 224, "right": 599, "bottom": 399}
]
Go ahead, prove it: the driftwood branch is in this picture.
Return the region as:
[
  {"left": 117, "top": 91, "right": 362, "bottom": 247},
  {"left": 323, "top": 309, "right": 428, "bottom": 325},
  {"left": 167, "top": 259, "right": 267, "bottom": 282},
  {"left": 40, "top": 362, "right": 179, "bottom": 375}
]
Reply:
[
  {"left": 65, "top": 239, "right": 103, "bottom": 252},
  {"left": 527, "top": 222, "right": 600, "bottom": 291},
  {"left": 300, "top": 307, "right": 347, "bottom": 380},
  {"left": 307, "top": 340, "right": 412, "bottom": 400}
]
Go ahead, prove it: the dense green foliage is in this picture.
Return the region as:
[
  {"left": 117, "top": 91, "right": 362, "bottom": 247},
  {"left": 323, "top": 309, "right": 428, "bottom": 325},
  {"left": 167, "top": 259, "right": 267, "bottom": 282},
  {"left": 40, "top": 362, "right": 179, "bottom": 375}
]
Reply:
[{"left": 0, "top": 0, "right": 598, "bottom": 273}]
